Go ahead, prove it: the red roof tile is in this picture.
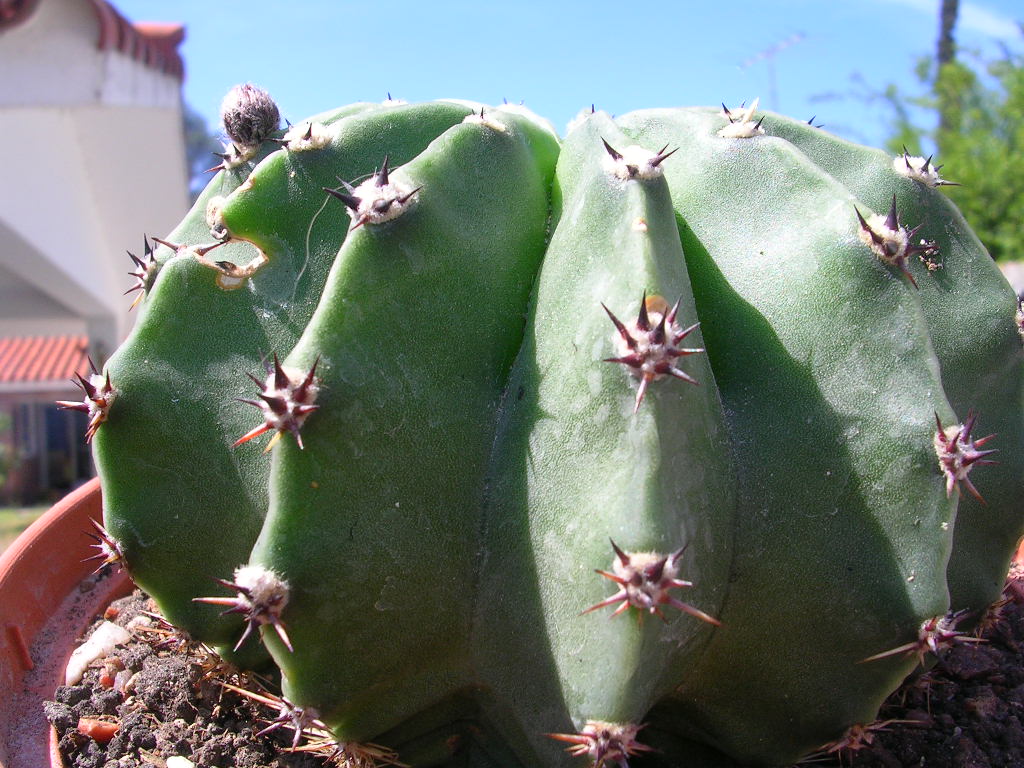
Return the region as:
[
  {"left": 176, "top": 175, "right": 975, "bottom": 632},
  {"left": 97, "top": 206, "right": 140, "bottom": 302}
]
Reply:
[
  {"left": 89, "top": 0, "right": 185, "bottom": 79},
  {"left": 0, "top": 335, "right": 91, "bottom": 385}
]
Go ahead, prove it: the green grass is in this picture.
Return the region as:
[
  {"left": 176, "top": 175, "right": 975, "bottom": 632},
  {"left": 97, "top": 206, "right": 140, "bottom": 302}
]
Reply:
[{"left": 0, "top": 504, "right": 49, "bottom": 554}]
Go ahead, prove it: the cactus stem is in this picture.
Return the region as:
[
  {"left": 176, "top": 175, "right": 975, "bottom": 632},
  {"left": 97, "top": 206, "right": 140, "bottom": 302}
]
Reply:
[
  {"left": 193, "top": 565, "right": 293, "bottom": 653},
  {"left": 235, "top": 355, "right": 320, "bottom": 450},
  {"left": 152, "top": 235, "right": 269, "bottom": 289},
  {"left": 56, "top": 357, "right": 116, "bottom": 443},
  {"left": 934, "top": 411, "right": 998, "bottom": 504},
  {"left": 860, "top": 611, "right": 984, "bottom": 665},
  {"left": 582, "top": 540, "right": 720, "bottom": 626},
  {"left": 547, "top": 721, "right": 654, "bottom": 768},
  {"left": 602, "top": 293, "right": 703, "bottom": 413},
  {"left": 82, "top": 519, "right": 126, "bottom": 573}
]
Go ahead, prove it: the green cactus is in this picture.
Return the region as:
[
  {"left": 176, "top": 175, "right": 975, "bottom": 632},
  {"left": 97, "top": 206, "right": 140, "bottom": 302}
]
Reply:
[{"left": 74, "top": 88, "right": 1023, "bottom": 767}]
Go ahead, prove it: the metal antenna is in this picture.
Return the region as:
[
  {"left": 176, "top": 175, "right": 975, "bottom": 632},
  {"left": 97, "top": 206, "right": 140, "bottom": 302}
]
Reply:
[{"left": 738, "top": 32, "right": 806, "bottom": 112}]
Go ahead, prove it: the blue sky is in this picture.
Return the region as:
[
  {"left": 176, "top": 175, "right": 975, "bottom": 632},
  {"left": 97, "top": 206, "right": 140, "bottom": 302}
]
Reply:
[{"left": 118, "top": 0, "right": 1021, "bottom": 149}]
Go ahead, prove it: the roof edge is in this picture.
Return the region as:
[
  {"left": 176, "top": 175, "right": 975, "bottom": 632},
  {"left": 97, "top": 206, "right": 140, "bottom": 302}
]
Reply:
[
  {"left": 88, "top": 0, "right": 185, "bottom": 80},
  {"left": 0, "top": 0, "right": 185, "bottom": 80}
]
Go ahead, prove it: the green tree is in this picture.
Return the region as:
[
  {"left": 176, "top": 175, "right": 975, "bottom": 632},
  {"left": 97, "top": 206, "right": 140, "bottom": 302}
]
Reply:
[
  {"left": 880, "top": 22, "right": 1024, "bottom": 263},
  {"left": 183, "top": 102, "right": 222, "bottom": 202}
]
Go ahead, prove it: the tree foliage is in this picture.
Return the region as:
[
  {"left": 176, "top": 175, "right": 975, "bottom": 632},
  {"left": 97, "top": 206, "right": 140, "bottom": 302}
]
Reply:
[
  {"left": 882, "top": 29, "right": 1024, "bottom": 263},
  {"left": 182, "top": 102, "right": 222, "bottom": 202}
]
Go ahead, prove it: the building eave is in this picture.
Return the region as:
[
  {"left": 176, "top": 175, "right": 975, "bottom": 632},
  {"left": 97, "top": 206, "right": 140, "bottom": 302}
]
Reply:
[{"left": 0, "top": 0, "right": 185, "bottom": 80}]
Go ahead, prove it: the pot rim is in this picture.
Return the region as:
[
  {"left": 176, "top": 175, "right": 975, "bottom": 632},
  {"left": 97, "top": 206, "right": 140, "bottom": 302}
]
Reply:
[{"left": 0, "top": 478, "right": 132, "bottom": 768}]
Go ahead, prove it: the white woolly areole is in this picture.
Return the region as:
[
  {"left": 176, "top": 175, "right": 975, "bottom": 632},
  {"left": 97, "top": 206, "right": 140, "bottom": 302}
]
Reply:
[
  {"left": 892, "top": 153, "right": 946, "bottom": 187},
  {"left": 219, "top": 140, "right": 258, "bottom": 169},
  {"left": 611, "top": 551, "right": 685, "bottom": 609},
  {"left": 582, "top": 721, "right": 642, "bottom": 742},
  {"left": 578, "top": 721, "right": 645, "bottom": 761},
  {"left": 935, "top": 424, "right": 969, "bottom": 480},
  {"left": 718, "top": 98, "right": 764, "bottom": 139},
  {"left": 348, "top": 175, "right": 418, "bottom": 226},
  {"left": 612, "top": 307, "right": 682, "bottom": 379},
  {"left": 205, "top": 196, "right": 227, "bottom": 234},
  {"left": 857, "top": 213, "right": 908, "bottom": 264},
  {"left": 233, "top": 565, "right": 290, "bottom": 609},
  {"left": 604, "top": 145, "right": 667, "bottom": 181},
  {"left": 462, "top": 110, "right": 507, "bottom": 132},
  {"left": 718, "top": 118, "right": 764, "bottom": 139},
  {"left": 217, "top": 274, "right": 246, "bottom": 290},
  {"left": 260, "top": 365, "right": 319, "bottom": 430},
  {"left": 86, "top": 372, "right": 116, "bottom": 418},
  {"left": 282, "top": 121, "right": 332, "bottom": 152}
]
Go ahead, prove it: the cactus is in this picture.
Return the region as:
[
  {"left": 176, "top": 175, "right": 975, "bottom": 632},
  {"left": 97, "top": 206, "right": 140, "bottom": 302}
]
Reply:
[{"left": 76, "top": 88, "right": 1024, "bottom": 767}]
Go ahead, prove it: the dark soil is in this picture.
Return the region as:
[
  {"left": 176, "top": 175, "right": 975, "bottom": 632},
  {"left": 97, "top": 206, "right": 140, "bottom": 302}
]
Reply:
[
  {"left": 44, "top": 591, "right": 330, "bottom": 768},
  {"left": 810, "top": 566, "right": 1024, "bottom": 768},
  {"left": 45, "top": 569, "right": 1024, "bottom": 768}
]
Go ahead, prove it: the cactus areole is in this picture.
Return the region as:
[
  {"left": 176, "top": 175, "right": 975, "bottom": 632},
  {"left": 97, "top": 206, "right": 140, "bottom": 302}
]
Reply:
[{"left": 81, "top": 87, "right": 1024, "bottom": 768}]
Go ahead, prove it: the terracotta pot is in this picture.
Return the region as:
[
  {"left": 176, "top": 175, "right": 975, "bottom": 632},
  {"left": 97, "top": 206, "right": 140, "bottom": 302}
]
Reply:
[{"left": 0, "top": 478, "right": 132, "bottom": 768}]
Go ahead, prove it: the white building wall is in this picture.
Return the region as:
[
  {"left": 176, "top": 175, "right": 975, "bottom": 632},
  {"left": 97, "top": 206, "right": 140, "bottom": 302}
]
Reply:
[
  {"left": 0, "top": 0, "right": 181, "bottom": 110},
  {"left": 0, "top": 0, "right": 189, "bottom": 354}
]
